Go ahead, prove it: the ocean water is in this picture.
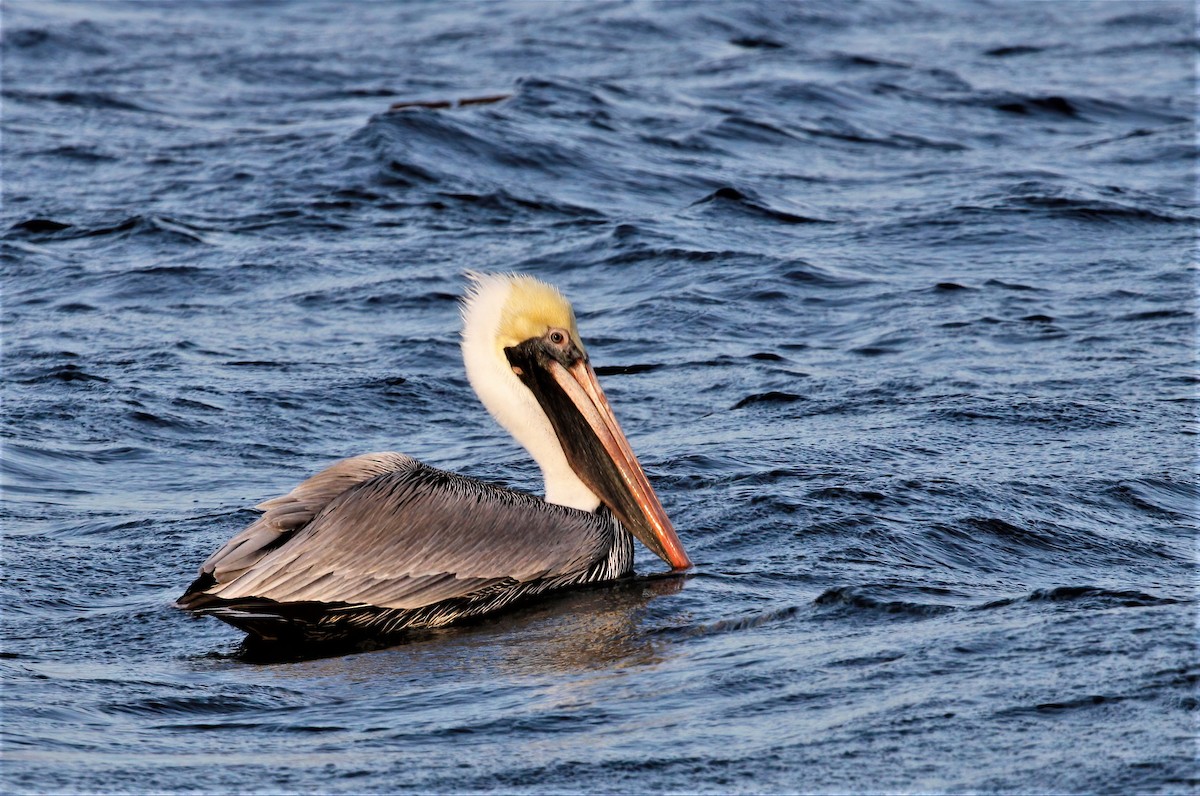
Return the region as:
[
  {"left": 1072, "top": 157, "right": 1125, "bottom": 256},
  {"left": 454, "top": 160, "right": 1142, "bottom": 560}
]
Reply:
[{"left": 2, "top": 1, "right": 1196, "bottom": 793}]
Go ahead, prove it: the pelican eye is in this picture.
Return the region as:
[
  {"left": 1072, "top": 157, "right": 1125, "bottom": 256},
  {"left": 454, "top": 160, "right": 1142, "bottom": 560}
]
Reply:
[{"left": 549, "top": 330, "right": 566, "bottom": 345}]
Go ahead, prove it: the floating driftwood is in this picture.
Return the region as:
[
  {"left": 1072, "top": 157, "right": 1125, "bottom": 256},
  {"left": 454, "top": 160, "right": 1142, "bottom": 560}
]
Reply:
[{"left": 388, "top": 93, "right": 512, "bottom": 111}]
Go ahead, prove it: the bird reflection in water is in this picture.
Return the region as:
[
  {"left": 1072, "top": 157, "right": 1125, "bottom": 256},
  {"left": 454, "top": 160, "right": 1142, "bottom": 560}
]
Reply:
[{"left": 235, "top": 574, "right": 686, "bottom": 674}]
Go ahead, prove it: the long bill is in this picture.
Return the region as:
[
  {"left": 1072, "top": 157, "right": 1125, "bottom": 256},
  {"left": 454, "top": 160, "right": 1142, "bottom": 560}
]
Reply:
[{"left": 507, "top": 339, "right": 691, "bottom": 570}]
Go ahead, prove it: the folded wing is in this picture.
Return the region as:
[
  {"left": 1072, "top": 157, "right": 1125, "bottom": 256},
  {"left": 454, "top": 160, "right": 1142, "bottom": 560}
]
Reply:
[{"left": 179, "top": 454, "right": 616, "bottom": 618}]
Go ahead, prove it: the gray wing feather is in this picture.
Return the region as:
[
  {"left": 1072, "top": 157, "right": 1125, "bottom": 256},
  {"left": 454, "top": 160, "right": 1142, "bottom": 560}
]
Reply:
[
  {"left": 201, "top": 452, "right": 417, "bottom": 582},
  {"left": 205, "top": 461, "right": 611, "bottom": 610}
]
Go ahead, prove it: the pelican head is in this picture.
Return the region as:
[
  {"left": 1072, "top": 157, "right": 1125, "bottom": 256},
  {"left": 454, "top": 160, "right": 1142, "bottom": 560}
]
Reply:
[{"left": 461, "top": 272, "right": 691, "bottom": 570}]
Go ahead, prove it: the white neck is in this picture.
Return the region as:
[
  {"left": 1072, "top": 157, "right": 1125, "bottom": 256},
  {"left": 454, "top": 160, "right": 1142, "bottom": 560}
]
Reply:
[{"left": 460, "top": 276, "right": 601, "bottom": 512}]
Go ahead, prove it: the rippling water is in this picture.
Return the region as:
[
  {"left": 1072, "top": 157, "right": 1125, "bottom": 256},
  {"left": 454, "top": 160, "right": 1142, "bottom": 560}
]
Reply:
[{"left": 2, "top": 1, "right": 1197, "bottom": 793}]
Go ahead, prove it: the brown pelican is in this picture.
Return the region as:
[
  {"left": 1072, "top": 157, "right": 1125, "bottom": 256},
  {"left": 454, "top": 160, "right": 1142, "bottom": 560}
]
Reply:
[{"left": 178, "top": 273, "right": 691, "bottom": 643}]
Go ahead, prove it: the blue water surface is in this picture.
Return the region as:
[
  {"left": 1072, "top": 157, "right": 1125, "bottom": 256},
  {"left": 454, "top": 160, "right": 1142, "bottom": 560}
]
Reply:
[{"left": 2, "top": 1, "right": 1196, "bottom": 793}]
